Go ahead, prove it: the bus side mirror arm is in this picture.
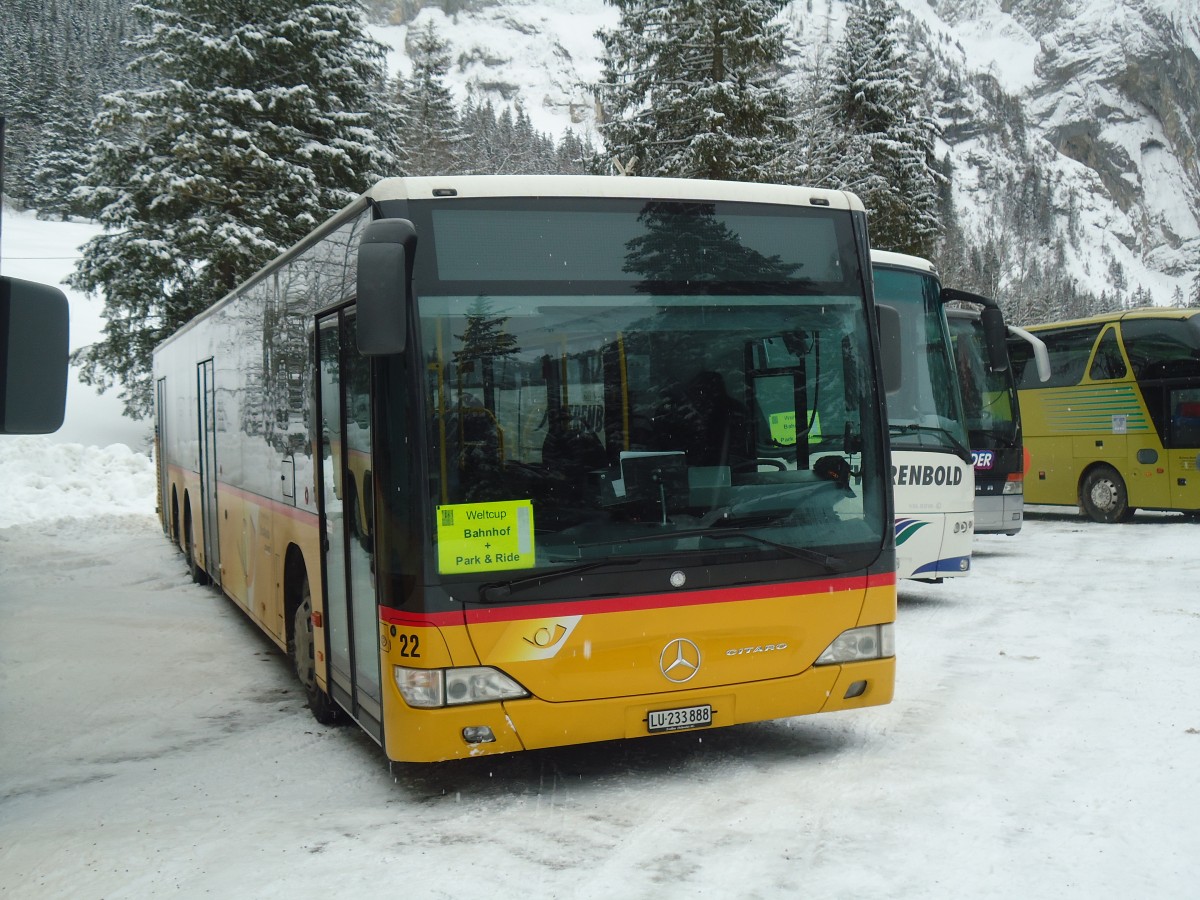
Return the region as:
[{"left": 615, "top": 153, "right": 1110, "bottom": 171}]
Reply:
[
  {"left": 1008, "top": 325, "right": 1052, "bottom": 382},
  {"left": 357, "top": 218, "right": 417, "bottom": 356},
  {"left": 0, "top": 276, "right": 69, "bottom": 434}
]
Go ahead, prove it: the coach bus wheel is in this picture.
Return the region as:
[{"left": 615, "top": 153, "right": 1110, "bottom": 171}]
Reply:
[
  {"left": 1080, "top": 465, "right": 1134, "bottom": 523},
  {"left": 291, "top": 576, "right": 341, "bottom": 725}
]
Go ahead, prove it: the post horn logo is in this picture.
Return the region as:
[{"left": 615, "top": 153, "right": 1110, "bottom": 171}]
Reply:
[{"left": 660, "top": 638, "right": 701, "bottom": 683}]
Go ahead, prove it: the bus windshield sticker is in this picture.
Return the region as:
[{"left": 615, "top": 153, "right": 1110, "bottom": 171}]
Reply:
[
  {"left": 437, "top": 500, "right": 535, "bottom": 574},
  {"left": 768, "top": 411, "right": 796, "bottom": 445}
]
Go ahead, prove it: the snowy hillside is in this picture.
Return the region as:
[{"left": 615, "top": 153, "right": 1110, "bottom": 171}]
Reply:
[
  {"left": 373, "top": 0, "right": 615, "bottom": 137},
  {"left": 371, "top": 0, "right": 1200, "bottom": 309}
]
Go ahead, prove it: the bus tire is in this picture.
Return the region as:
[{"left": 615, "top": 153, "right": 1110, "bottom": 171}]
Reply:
[
  {"left": 291, "top": 574, "right": 341, "bottom": 725},
  {"left": 1080, "top": 465, "right": 1134, "bottom": 523},
  {"left": 183, "top": 500, "right": 208, "bottom": 584}
]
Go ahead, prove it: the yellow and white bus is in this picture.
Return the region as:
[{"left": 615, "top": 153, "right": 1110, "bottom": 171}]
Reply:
[
  {"left": 1011, "top": 307, "right": 1200, "bottom": 522},
  {"left": 153, "top": 175, "right": 898, "bottom": 763}
]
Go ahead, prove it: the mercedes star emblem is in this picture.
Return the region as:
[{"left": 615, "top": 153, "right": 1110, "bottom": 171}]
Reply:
[{"left": 659, "top": 637, "right": 701, "bottom": 683}]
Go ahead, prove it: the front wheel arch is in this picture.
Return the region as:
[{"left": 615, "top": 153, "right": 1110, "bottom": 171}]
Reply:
[
  {"left": 182, "top": 493, "right": 209, "bottom": 584},
  {"left": 169, "top": 486, "right": 180, "bottom": 544},
  {"left": 285, "top": 546, "right": 340, "bottom": 725}
]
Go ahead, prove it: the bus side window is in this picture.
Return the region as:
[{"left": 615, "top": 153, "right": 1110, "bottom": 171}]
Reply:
[
  {"left": 1172, "top": 393, "right": 1200, "bottom": 448},
  {"left": 1008, "top": 339, "right": 1033, "bottom": 388},
  {"left": 1088, "top": 328, "right": 1127, "bottom": 381},
  {"left": 1036, "top": 325, "right": 1102, "bottom": 388},
  {"left": 1121, "top": 318, "right": 1200, "bottom": 380}
]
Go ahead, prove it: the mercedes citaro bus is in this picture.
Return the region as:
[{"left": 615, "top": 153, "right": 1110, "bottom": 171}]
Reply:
[{"left": 153, "top": 175, "right": 899, "bottom": 763}]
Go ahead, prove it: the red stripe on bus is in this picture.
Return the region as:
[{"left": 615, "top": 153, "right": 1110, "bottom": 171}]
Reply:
[
  {"left": 217, "top": 481, "right": 318, "bottom": 524},
  {"left": 379, "top": 571, "right": 893, "bottom": 627},
  {"left": 383, "top": 609, "right": 465, "bottom": 627},
  {"left": 164, "top": 463, "right": 317, "bottom": 525}
]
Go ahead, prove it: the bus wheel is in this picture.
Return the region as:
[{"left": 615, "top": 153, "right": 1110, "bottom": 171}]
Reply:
[
  {"left": 291, "top": 575, "right": 341, "bottom": 725},
  {"left": 1080, "top": 465, "right": 1134, "bottom": 523},
  {"left": 184, "top": 503, "right": 208, "bottom": 584}
]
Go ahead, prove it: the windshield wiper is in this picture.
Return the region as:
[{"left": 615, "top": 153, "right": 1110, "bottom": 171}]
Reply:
[
  {"left": 889, "top": 422, "right": 972, "bottom": 462},
  {"left": 578, "top": 526, "right": 844, "bottom": 572},
  {"left": 696, "top": 529, "right": 844, "bottom": 571},
  {"left": 479, "top": 557, "right": 643, "bottom": 602},
  {"left": 481, "top": 524, "right": 846, "bottom": 601}
]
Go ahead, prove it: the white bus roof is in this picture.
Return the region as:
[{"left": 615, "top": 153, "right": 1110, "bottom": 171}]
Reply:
[
  {"left": 366, "top": 174, "right": 865, "bottom": 212},
  {"left": 156, "top": 176, "right": 866, "bottom": 352},
  {"left": 869, "top": 248, "right": 936, "bottom": 274}
]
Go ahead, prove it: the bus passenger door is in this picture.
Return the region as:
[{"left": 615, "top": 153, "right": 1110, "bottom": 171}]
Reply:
[
  {"left": 315, "top": 311, "right": 382, "bottom": 739},
  {"left": 1168, "top": 387, "right": 1200, "bottom": 510},
  {"left": 197, "top": 359, "right": 221, "bottom": 586}
]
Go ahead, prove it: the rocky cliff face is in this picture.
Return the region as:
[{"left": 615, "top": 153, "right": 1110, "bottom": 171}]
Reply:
[
  {"left": 1024, "top": 0, "right": 1199, "bottom": 275},
  {"left": 887, "top": 0, "right": 1199, "bottom": 300},
  {"left": 378, "top": 0, "right": 1200, "bottom": 302}
]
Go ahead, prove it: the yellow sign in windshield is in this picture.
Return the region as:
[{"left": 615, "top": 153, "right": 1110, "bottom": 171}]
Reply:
[
  {"left": 436, "top": 499, "right": 535, "bottom": 574},
  {"left": 769, "top": 411, "right": 797, "bottom": 445},
  {"left": 768, "top": 409, "right": 822, "bottom": 445}
]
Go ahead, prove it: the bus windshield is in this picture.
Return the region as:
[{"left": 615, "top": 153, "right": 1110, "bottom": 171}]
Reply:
[
  {"left": 873, "top": 267, "right": 968, "bottom": 454},
  {"left": 404, "top": 199, "right": 886, "bottom": 588},
  {"left": 948, "top": 313, "right": 1018, "bottom": 449}
]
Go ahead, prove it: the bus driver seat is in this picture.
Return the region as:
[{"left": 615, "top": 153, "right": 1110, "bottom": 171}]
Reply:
[{"left": 541, "top": 409, "right": 606, "bottom": 473}]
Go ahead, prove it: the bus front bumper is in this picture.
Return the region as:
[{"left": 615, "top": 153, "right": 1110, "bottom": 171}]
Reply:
[{"left": 382, "top": 657, "right": 895, "bottom": 763}]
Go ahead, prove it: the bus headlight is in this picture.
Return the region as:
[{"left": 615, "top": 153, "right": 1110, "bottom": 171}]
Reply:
[
  {"left": 815, "top": 624, "right": 895, "bottom": 665},
  {"left": 393, "top": 666, "right": 530, "bottom": 708},
  {"left": 1002, "top": 478, "right": 1023, "bottom": 495}
]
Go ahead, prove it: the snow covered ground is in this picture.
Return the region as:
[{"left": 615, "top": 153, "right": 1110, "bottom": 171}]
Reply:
[
  {"left": 1, "top": 437, "right": 1198, "bottom": 899},
  {"left": 3, "top": 91, "right": 1198, "bottom": 894}
]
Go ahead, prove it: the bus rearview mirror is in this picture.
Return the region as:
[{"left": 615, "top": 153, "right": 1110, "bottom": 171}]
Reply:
[
  {"left": 980, "top": 307, "right": 1009, "bottom": 372},
  {"left": 0, "top": 275, "right": 69, "bottom": 434},
  {"left": 939, "top": 286, "right": 1009, "bottom": 373},
  {"left": 357, "top": 218, "right": 417, "bottom": 356},
  {"left": 875, "top": 303, "right": 902, "bottom": 394}
]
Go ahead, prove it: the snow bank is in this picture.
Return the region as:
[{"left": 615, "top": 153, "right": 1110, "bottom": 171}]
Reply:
[{"left": 0, "top": 437, "right": 156, "bottom": 528}]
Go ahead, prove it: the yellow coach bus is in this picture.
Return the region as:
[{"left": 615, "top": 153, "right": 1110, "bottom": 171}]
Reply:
[
  {"left": 1010, "top": 307, "right": 1200, "bottom": 522},
  {"left": 153, "top": 175, "right": 898, "bottom": 763}
]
